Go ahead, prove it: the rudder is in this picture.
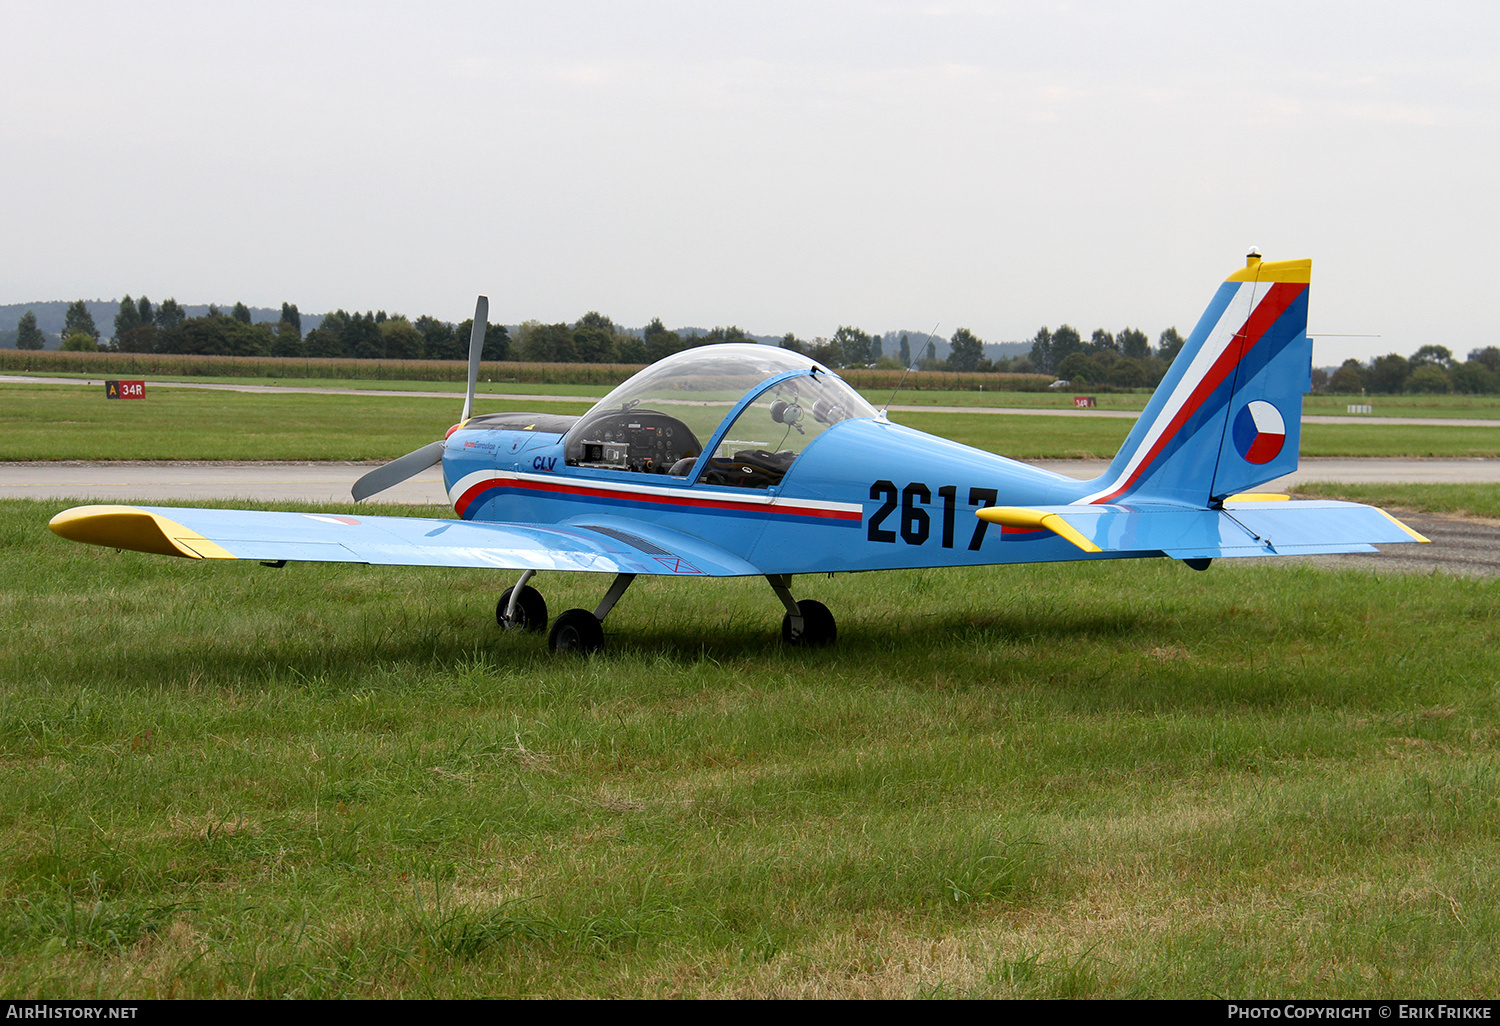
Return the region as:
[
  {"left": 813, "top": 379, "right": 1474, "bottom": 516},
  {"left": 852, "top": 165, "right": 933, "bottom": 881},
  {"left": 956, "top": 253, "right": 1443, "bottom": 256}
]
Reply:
[{"left": 1077, "top": 253, "right": 1311, "bottom": 507}]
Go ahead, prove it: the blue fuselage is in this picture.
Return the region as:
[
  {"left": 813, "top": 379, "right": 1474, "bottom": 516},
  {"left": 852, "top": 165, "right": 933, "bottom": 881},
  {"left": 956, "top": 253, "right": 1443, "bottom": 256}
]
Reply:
[{"left": 442, "top": 416, "right": 1109, "bottom": 576}]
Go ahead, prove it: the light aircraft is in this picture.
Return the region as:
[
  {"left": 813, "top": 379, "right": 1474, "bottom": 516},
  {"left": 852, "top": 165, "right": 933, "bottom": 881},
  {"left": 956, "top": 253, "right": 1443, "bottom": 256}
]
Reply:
[{"left": 50, "top": 253, "right": 1427, "bottom": 653}]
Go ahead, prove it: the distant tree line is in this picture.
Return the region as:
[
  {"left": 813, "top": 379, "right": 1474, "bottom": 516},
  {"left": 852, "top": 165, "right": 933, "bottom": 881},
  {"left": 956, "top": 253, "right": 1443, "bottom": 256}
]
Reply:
[
  {"left": 13, "top": 295, "right": 1199, "bottom": 389},
  {"left": 16, "top": 295, "right": 1500, "bottom": 399},
  {"left": 507, "top": 315, "right": 753, "bottom": 364},
  {"left": 769, "top": 323, "right": 1184, "bottom": 387},
  {"left": 782, "top": 322, "right": 1185, "bottom": 386},
  {"left": 1323, "top": 346, "right": 1500, "bottom": 395},
  {"left": 1023, "top": 325, "right": 1182, "bottom": 389},
  {"left": 779, "top": 325, "right": 882, "bottom": 368},
  {"left": 14, "top": 295, "right": 781, "bottom": 365},
  {"left": 13, "top": 300, "right": 108, "bottom": 352}
]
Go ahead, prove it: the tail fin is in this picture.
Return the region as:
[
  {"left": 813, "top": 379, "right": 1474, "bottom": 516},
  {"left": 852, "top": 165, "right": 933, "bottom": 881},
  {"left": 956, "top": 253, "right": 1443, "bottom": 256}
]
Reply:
[{"left": 1077, "top": 253, "right": 1311, "bottom": 506}]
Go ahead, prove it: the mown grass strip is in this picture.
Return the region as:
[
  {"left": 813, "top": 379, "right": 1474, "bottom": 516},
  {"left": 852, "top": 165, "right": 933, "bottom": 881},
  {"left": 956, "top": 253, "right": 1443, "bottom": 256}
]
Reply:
[
  {"left": 9, "top": 380, "right": 1500, "bottom": 462},
  {"left": 7, "top": 374, "right": 616, "bottom": 398},
  {"left": 4, "top": 498, "right": 1500, "bottom": 997},
  {"left": 891, "top": 412, "right": 1500, "bottom": 460},
  {"left": 0, "top": 350, "right": 644, "bottom": 385},
  {"left": 0, "top": 385, "right": 592, "bottom": 462},
  {"left": 1292, "top": 482, "right": 1500, "bottom": 520}
]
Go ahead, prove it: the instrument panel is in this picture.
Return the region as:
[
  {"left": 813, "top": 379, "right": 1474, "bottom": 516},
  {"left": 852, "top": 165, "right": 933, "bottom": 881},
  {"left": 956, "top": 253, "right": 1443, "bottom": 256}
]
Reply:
[{"left": 567, "top": 411, "right": 702, "bottom": 474}]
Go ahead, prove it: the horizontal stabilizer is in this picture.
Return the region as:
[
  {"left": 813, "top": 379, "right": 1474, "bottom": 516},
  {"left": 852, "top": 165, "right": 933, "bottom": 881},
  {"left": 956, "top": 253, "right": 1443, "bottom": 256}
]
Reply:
[
  {"left": 976, "top": 498, "right": 1425, "bottom": 560},
  {"left": 49, "top": 505, "right": 762, "bottom": 577},
  {"left": 976, "top": 506, "right": 1101, "bottom": 552}
]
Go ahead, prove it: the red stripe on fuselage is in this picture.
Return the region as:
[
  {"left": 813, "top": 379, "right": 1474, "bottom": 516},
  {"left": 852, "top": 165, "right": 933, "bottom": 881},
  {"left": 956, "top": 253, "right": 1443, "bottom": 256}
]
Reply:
[
  {"left": 455, "top": 475, "right": 862, "bottom": 523},
  {"left": 1092, "top": 282, "right": 1304, "bottom": 504}
]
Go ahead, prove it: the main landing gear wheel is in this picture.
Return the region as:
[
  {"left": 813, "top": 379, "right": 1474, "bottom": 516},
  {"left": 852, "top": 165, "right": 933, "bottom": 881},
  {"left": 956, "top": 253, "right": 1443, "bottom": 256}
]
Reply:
[
  {"left": 549, "top": 608, "right": 604, "bottom": 654},
  {"left": 497, "top": 585, "right": 547, "bottom": 632},
  {"left": 782, "top": 599, "right": 836, "bottom": 647}
]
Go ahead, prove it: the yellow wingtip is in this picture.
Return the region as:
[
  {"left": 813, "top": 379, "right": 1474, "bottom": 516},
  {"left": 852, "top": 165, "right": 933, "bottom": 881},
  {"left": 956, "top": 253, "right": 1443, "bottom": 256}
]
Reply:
[{"left": 49, "top": 505, "right": 237, "bottom": 559}]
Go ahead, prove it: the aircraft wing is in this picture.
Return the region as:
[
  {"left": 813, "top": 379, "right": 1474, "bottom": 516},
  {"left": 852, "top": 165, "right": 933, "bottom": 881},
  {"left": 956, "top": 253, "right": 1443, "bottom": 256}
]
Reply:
[
  {"left": 978, "top": 497, "right": 1428, "bottom": 559},
  {"left": 48, "top": 505, "right": 762, "bottom": 577}
]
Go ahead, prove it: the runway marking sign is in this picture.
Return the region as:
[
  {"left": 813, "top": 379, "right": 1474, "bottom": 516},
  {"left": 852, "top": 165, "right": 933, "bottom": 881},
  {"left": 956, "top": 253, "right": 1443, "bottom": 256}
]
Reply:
[{"left": 106, "top": 380, "right": 145, "bottom": 400}]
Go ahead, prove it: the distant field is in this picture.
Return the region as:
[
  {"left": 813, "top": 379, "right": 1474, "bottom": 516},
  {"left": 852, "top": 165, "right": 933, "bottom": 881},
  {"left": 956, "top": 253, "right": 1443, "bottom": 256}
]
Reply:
[
  {"left": 5, "top": 381, "right": 1500, "bottom": 462},
  {"left": 6, "top": 373, "right": 616, "bottom": 399},
  {"left": 1297, "top": 423, "right": 1500, "bottom": 459},
  {"left": 6, "top": 497, "right": 1500, "bottom": 997},
  {"left": 872, "top": 389, "right": 1148, "bottom": 410},
  {"left": 0, "top": 384, "right": 592, "bottom": 461},
  {"left": 1293, "top": 482, "right": 1500, "bottom": 520},
  {"left": 889, "top": 410, "right": 1500, "bottom": 460},
  {"left": 1302, "top": 394, "right": 1500, "bottom": 420},
  {"left": 16, "top": 366, "right": 1500, "bottom": 420},
  {"left": 886, "top": 410, "right": 1133, "bottom": 460},
  {"left": 9, "top": 369, "right": 1132, "bottom": 409},
  {"left": 885, "top": 391, "right": 1500, "bottom": 419},
  {"left": 0, "top": 350, "right": 642, "bottom": 386}
]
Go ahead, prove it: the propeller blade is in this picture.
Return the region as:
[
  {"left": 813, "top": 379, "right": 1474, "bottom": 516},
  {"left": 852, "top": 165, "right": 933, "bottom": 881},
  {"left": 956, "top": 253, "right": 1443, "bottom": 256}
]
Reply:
[
  {"left": 460, "top": 295, "right": 488, "bottom": 424},
  {"left": 351, "top": 440, "right": 446, "bottom": 502}
]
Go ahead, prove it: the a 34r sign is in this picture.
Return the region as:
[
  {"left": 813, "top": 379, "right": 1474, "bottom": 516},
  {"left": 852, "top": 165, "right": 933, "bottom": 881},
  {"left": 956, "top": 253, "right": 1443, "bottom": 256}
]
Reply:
[{"left": 105, "top": 380, "right": 145, "bottom": 399}]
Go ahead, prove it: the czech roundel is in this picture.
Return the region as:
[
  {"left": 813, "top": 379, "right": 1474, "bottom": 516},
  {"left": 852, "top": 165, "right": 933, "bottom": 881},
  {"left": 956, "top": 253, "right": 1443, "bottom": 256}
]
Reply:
[{"left": 1233, "top": 400, "right": 1286, "bottom": 464}]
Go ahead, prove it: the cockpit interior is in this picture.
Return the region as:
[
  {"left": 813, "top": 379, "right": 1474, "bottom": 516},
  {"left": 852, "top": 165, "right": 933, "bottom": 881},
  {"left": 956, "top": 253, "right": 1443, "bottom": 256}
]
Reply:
[{"left": 562, "top": 345, "right": 876, "bottom": 489}]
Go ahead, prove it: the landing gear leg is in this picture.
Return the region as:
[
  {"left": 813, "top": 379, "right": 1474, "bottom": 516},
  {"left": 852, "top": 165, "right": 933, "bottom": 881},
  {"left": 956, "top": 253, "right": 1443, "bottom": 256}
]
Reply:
[
  {"left": 767, "top": 574, "right": 837, "bottom": 647},
  {"left": 549, "top": 573, "right": 636, "bottom": 654},
  {"left": 498, "top": 569, "right": 547, "bottom": 632}
]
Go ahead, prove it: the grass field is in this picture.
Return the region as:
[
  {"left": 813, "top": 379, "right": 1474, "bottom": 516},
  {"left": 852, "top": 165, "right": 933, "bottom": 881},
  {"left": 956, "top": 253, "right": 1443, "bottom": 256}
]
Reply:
[
  {"left": 0, "top": 385, "right": 593, "bottom": 462},
  {"left": 1301, "top": 394, "right": 1500, "bottom": 420},
  {"left": 7, "top": 382, "right": 1500, "bottom": 462},
  {"left": 886, "top": 392, "right": 1500, "bottom": 418},
  {"left": 4, "top": 498, "right": 1500, "bottom": 998},
  {"left": 1293, "top": 483, "right": 1500, "bottom": 521},
  {"left": 21, "top": 370, "right": 1500, "bottom": 418},
  {"left": 5, "top": 374, "right": 618, "bottom": 398}
]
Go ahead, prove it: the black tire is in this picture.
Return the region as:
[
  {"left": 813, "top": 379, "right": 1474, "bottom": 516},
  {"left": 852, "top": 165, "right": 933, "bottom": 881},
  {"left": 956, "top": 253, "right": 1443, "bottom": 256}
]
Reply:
[
  {"left": 781, "top": 599, "right": 836, "bottom": 647},
  {"left": 549, "top": 608, "right": 604, "bottom": 654},
  {"left": 497, "top": 585, "right": 547, "bottom": 632}
]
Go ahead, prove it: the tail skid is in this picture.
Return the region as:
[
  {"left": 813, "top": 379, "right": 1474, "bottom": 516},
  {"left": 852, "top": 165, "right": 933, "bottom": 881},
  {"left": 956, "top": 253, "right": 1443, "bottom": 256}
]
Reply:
[{"left": 1078, "top": 253, "right": 1312, "bottom": 507}]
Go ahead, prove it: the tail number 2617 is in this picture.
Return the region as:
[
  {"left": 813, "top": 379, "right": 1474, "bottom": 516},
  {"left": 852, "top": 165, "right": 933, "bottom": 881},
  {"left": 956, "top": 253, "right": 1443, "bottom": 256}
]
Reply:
[{"left": 867, "top": 481, "right": 998, "bottom": 550}]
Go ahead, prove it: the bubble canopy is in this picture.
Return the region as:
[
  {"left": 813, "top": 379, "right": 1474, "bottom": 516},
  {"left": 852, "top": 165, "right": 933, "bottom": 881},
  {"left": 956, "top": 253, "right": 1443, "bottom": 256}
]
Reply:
[{"left": 562, "top": 344, "right": 877, "bottom": 484}]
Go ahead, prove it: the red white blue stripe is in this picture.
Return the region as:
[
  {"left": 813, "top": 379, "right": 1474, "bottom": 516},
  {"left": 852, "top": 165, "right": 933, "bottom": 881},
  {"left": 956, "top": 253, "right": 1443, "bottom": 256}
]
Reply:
[
  {"left": 449, "top": 470, "right": 864, "bottom": 527},
  {"left": 1076, "top": 279, "right": 1306, "bottom": 505}
]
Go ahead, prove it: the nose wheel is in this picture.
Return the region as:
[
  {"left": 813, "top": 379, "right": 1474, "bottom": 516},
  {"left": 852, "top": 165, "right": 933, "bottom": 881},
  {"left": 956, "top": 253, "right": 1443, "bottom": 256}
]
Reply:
[
  {"left": 497, "top": 574, "right": 548, "bottom": 632},
  {"left": 497, "top": 572, "right": 636, "bottom": 654}
]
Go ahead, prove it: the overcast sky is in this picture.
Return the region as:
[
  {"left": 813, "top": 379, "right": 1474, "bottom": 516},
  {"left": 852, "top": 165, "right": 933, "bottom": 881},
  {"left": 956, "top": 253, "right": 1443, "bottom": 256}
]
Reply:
[{"left": 2, "top": 1, "right": 1495, "bottom": 364}]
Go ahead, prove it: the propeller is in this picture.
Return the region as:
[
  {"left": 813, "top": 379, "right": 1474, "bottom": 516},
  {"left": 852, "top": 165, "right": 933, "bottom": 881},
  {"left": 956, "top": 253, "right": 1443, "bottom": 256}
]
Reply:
[
  {"left": 352, "top": 296, "right": 489, "bottom": 502},
  {"left": 461, "top": 295, "right": 487, "bottom": 423}
]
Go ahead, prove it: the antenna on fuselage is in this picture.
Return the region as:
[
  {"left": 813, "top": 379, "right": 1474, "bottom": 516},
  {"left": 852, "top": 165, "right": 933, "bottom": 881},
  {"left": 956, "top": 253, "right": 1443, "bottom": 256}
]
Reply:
[{"left": 879, "top": 322, "right": 941, "bottom": 420}]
